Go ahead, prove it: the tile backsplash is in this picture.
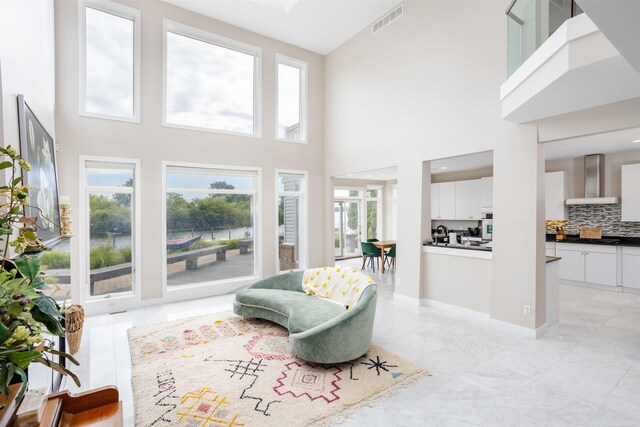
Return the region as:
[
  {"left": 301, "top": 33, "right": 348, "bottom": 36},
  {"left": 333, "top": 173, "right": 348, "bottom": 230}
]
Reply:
[{"left": 565, "top": 204, "right": 640, "bottom": 236}]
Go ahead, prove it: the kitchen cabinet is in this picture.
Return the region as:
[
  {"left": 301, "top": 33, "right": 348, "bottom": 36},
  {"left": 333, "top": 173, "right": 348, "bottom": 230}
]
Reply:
[
  {"left": 545, "top": 242, "right": 556, "bottom": 257},
  {"left": 545, "top": 171, "right": 569, "bottom": 221},
  {"left": 470, "top": 179, "right": 483, "bottom": 219},
  {"left": 557, "top": 243, "right": 617, "bottom": 287},
  {"left": 454, "top": 179, "right": 482, "bottom": 220},
  {"left": 433, "top": 179, "right": 483, "bottom": 220},
  {"left": 431, "top": 182, "right": 455, "bottom": 219},
  {"left": 622, "top": 246, "right": 640, "bottom": 289},
  {"left": 455, "top": 181, "right": 470, "bottom": 219},
  {"left": 480, "top": 177, "right": 493, "bottom": 211},
  {"left": 557, "top": 247, "right": 586, "bottom": 282},
  {"left": 621, "top": 164, "right": 640, "bottom": 221},
  {"left": 431, "top": 183, "right": 439, "bottom": 219}
]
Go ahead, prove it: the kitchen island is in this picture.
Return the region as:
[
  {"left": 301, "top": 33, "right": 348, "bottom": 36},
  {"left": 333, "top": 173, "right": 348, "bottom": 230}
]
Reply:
[
  {"left": 422, "top": 244, "right": 493, "bottom": 315},
  {"left": 422, "top": 243, "right": 562, "bottom": 327}
]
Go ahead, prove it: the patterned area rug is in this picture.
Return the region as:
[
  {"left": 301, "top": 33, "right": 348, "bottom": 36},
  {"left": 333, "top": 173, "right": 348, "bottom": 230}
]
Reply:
[{"left": 128, "top": 312, "right": 426, "bottom": 426}]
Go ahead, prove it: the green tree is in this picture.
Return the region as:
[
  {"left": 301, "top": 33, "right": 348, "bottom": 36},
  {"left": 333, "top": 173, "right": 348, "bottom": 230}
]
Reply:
[
  {"left": 166, "top": 193, "right": 191, "bottom": 230},
  {"left": 348, "top": 203, "right": 358, "bottom": 233},
  {"left": 89, "top": 194, "right": 131, "bottom": 235},
  {"left": 113, "top": 178, "right": 133, "bottom": 207},
  {"left": 210, "top": 181, "right": 235, "bottom": 190}
]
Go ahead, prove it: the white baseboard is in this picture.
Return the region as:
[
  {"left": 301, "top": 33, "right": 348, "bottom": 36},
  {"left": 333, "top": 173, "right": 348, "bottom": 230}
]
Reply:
[
  {"left": 534, "top": 322, "right": 550, "bottom": 338},
  {"left": 393, "top": 292, "right": 421, "bottom": 306},
  {"left": 419, "top": 298, "right": 539, "bottom": 339},
  {"left": 488, "top": 317, "right": 539, "bottom": 339},
  {"left": 420, "top": 298, "right": 490, "bottom": 322}
]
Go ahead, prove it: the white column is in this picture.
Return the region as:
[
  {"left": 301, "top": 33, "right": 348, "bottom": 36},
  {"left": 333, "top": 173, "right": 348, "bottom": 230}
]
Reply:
[
  {"left": 395, "top": 159, "right": 431, "bottom": 303},
  {"left": 491, "top": 123, "right": 546, "bottom": 332}
]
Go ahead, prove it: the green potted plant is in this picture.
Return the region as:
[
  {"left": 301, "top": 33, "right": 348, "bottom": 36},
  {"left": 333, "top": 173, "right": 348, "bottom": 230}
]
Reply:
[{"left": 0, "top": 145, "right": 79, "bottom": 400}]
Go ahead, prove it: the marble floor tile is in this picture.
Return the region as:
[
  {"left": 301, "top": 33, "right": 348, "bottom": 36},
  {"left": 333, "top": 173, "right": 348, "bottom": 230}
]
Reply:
[
  {"left": 534, "top": 352, "right": 627, "bottom": 405},
  {"left": 50, "top": 259, "right": 640, "bottom": 426}
]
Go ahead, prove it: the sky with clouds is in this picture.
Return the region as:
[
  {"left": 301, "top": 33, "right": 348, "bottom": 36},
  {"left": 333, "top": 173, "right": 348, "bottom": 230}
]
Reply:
[
  {"left": 86, "top": 8, "right": 301, "bottom": 137},
  {"left": 86, "top": 7, "right": 134, "bottom": 117}
]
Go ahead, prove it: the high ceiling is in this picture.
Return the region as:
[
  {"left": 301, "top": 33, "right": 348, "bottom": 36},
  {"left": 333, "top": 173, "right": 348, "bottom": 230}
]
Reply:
[
  {"left": 160, "top": 0, "right": 403, "bottom": 55},
  {"left": 543, "top": 127, "right": 640, "bottom": 160}
]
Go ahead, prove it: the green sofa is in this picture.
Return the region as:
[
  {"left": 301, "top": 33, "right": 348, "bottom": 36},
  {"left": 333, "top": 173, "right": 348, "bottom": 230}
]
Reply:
[{"left": 233, "top": 268, "right": 377, "bottom": 363}]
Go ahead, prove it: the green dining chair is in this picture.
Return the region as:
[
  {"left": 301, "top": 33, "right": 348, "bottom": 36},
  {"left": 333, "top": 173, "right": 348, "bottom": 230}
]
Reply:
[
  {"left": 385, "top": 244, "right": 396, "bottom": 269},
  {"left": 360, "top": 242, "right": 381, "bottom": 272}
]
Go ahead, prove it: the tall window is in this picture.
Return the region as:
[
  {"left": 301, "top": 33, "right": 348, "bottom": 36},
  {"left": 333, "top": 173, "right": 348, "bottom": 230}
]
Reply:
[
  {"left": 80, "top": 0, "right": 140, "bottom": 121},
  {"left": 164, "top": 21, "right": 261, "bottom": 135},
  {"left": 84, "top": 160, "right": 138, "bottom": 298},
  {"left": 165, "top": 165, "right": 258, "bottom": 288},
  {"left": 277, "top": 172, "right": 306, "bottom": 272},
  {"left": 366, "top": 188, "right": 382, "bottom": 240},
  {"left": 276, "top": 55, "right": 307, "bottom": 142}
]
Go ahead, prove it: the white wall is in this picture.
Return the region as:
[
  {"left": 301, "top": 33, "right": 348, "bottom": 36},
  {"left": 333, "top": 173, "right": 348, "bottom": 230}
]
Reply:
[
  {"left": 55, "top": 0, "right": 325, "bottom": 304},
  {"left": 423, "top": 253, "right": 492, "bottom": 314},
  {"left": 324, "top": 0, "right": 547, "bottom": 330},
  {"left": 0, "top": 0, "right": 55, "bottom": 149},
  {"left": 546, "top": 149, "right": 640, "bottom": 198}
]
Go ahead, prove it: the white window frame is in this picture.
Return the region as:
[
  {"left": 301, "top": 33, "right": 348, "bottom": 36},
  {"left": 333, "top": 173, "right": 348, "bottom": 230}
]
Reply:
[
  {"left": 78, "top": 0, "right": 141, "bottom": 123},
  {"left": 78, "top": 156, "right": 141, "bottom": 315},
  {"left": 391, "top": 184, "right": 398, "bottom": 240},
  {"left": 366, "top": 185, "right": 383, "bottom": 240},
  {"left": 275, "top": 54, "right": 308, "bottom": 144},
  {"left": 275, "top": 170, "right": 308, "bottom": 273},
  {"left": 162, "top": 20, "right": 262, "bottom": 138},
  {"left": 161, "top": 161, "right": 262, "bottom": 302}
]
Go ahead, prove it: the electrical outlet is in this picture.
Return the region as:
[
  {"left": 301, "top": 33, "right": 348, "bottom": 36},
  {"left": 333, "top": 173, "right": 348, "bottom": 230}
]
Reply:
[{"left": 523, "top": 305, "right": 531, "bottom": 315}]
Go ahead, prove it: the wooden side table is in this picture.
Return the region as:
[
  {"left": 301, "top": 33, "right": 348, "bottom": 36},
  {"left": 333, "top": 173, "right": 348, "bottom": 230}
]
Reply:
[{"left": 0, "top": 385, "right": 122, "bottom": 426}]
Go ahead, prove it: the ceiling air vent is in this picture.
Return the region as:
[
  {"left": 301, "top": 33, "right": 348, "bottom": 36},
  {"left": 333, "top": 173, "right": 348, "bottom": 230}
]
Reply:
[{"left": 371, "top": 4, "right": 403, "bottom": 35}]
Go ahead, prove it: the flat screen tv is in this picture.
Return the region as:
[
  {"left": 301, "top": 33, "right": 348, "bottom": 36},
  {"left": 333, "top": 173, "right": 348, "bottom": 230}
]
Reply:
[{"left": 17, "top": 94, "right": 63, "bottom": 246}]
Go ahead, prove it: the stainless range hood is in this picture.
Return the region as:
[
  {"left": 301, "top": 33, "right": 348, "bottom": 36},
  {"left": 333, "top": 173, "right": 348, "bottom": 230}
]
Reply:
[{"left": 566, "top": 154, "right": 619, "bottom": 205}]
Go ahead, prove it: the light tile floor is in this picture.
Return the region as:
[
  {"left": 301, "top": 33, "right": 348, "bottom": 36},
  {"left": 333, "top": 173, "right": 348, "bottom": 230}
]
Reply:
[{"left": 61, "top": 259, "right": 639, "bottom": 426}]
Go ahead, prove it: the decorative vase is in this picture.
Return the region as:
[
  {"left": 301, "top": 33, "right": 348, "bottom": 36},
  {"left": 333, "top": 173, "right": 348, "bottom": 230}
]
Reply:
[{"left": 65, "top": 305, "right": 85, "bottom": 355}]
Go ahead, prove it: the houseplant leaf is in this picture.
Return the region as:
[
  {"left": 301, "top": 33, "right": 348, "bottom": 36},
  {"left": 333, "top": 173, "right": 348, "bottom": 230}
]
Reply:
[
  {"left": 0, "top": 322, "right": 11, "bottom": 344},
  {"left": 31, "top": 296, "right": 64, "bottom": 336},
  {"left": 14, "top": 256, "right": 40, "bottom": 282},
  {"left": 7, "top": 351, "right": 41, "bottom": 370}
]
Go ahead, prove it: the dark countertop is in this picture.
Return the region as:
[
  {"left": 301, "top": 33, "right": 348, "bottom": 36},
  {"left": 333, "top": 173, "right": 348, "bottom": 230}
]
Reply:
[
  {"left": 424, "top": 243, "right": 492, "bottom": 252},
  {"left": 546, "top": 234, "right": 640, "bottom": 247}
]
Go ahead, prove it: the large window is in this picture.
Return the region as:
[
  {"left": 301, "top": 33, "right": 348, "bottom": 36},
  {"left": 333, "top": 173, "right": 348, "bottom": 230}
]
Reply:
[
  {"left": 80, "top": 0, "right": 140, "bottom": 121},
  {"left": 83, "top": 160, "right": 138, "bottom": 300},
  {"left": 164, "top": 21, "right": 261, "bottom": 136},
  {"left": 277, "top": 172, "right": 306, "bottom": 272},
  {"left": 164, "top": 164, "right": 258, "bottom": 288},
  {"left": 276, "top": 55, "right": 307, "bottom": 142}
]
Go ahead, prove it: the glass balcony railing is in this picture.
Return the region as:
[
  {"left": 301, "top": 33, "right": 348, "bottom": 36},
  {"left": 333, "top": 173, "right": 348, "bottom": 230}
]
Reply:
[{"left": 507, "top": 0, "right": 583, "bottom": 76}]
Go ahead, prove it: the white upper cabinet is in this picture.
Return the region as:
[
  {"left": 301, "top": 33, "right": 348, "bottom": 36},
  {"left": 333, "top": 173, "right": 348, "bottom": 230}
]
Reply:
[
  {"left": 621, "top": 164, "right": 640, "bottom": 221},
  {"left": 545, "top": 171, "right": 569, "bottom": 221},
  {"left": 431, "top": 182, "right": 455, "bottom": 219},
  {"left": 432, "top": 179, "right": 484, "bottom": 220},
  {"left": 469, "top": 179, "right": 483, "bottom": 219},
  {"left": 455, "top": 181, "right": 471, "bottom": 219},
  {"left": 454, "top": 180, "right": 482, "bottom": 220},
  {"left": 480, "top": 177, "right": 493, "bottom": 210},
  {"left": 431, "top": 183, "right": 439, "bottom": 219},
  {"left": 438, "top": 182, "right": 456, "bottom": 219}
]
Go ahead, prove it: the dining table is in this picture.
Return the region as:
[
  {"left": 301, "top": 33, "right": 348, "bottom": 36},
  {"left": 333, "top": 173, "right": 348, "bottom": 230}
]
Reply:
[{"left": 372, "top": 240, "right": 396, "bottom": 273}]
